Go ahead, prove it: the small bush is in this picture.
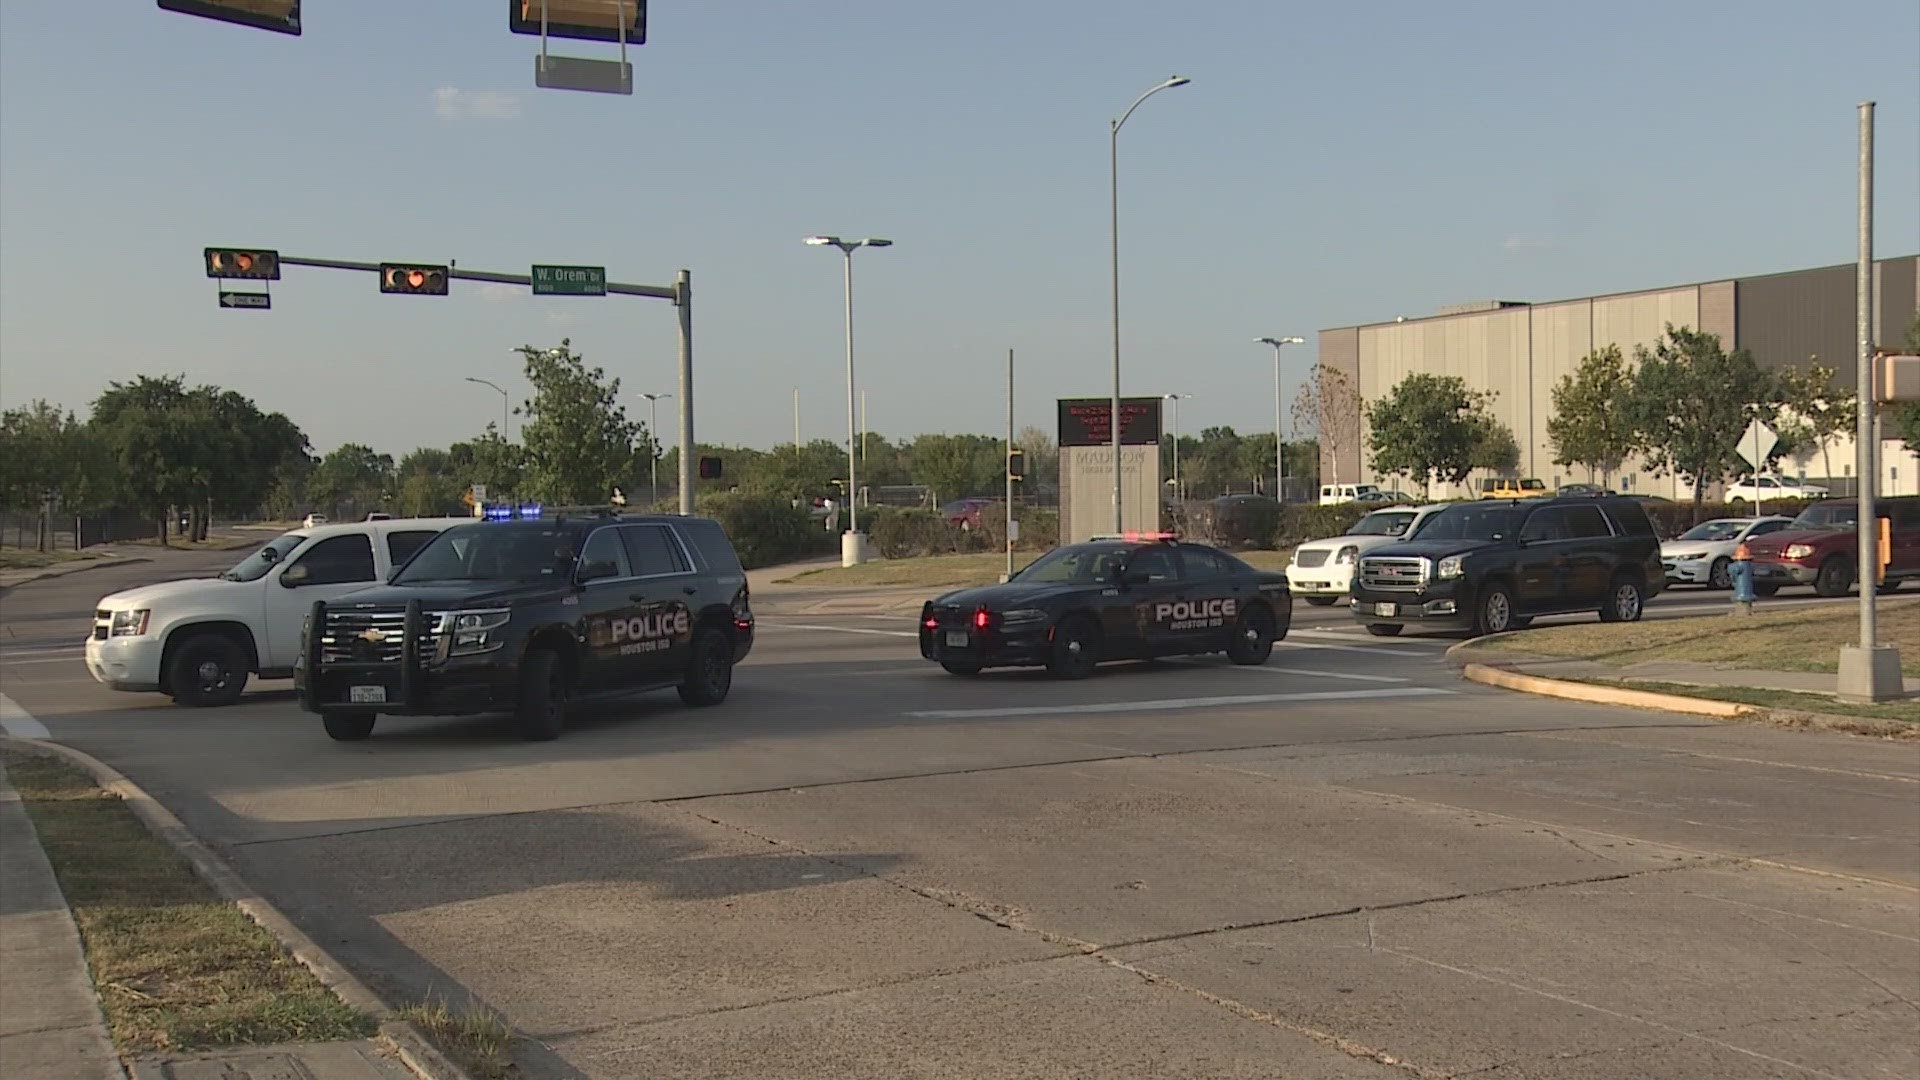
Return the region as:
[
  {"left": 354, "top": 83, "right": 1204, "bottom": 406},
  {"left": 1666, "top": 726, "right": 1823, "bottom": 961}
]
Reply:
[
  {"left": 697, "top": 492, "right": 828, "bottom": 569},
  {"left": 869, "top": 507, "right": 968, "bottom": 559},
  {"left": 1276, "top": 503, "right": 1371, "bottom": 546},
  {"left": 976, "top": 504, "right": 1060, "bottom": 552}
]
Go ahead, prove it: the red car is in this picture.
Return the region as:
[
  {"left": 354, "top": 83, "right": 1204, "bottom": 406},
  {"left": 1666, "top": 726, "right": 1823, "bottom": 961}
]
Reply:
[
  {"left": 942, "top": 498, "right": 997, "bottom": 530},
  {"left": 1745, "top": 496, "right": 1920, "bottom": 596}
]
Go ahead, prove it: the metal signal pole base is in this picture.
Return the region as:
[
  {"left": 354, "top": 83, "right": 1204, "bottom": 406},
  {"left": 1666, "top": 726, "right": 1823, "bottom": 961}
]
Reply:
[
  {"left": 841, "top": 531, "right": 870, "bottom": 568},
  {"left": 1836, "top": 645, "right": 1903, "bottom": 702}
]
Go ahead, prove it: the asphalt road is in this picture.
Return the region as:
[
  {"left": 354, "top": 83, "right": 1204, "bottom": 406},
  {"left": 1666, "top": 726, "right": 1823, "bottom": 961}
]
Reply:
[{"left": 2, "top": 552, "right": 1916, "bottom": 1079}]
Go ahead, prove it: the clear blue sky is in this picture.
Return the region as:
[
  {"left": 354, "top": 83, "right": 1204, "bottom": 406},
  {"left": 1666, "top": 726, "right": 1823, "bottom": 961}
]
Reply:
[{"left": 3, "top": 1, "right": 1915, "bottom": 459}]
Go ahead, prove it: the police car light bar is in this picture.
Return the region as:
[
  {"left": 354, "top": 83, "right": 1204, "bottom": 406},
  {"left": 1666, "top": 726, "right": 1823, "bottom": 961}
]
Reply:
[{"left": 1089, "top": 531, "right": 1180, "bottom": 542}]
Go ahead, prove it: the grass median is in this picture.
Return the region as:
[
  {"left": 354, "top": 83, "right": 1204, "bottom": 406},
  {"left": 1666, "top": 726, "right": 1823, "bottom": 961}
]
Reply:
[
  {"left": 0, "top": 747, "right": 374, "bottom": 1053},
  {"left": 1477, "top": 598, "right": 1920, "bottom": 675},
  {"left": 776, "top": 548, "right": 1294, "bottom": 589}
]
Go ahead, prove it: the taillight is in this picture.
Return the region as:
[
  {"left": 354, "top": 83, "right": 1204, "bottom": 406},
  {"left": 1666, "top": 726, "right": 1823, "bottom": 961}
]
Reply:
[
  {"left": 973, "top": 608, "right": 992, "bottom": 630},
  {"left": 923, "top": 617, "right": 939, "bottom": 629}
]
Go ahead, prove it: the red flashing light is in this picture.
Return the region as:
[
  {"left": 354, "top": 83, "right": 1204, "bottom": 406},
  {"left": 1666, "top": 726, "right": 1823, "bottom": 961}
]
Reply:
[
  {"left": 923, "top": 617, "right": 939, "bottom": 630},
  {"left": 1120, "top": 530, "right": 1180, "bottom": 542},
  {"left": 973, "top": 608, "right": 992, "bottom": 630}
]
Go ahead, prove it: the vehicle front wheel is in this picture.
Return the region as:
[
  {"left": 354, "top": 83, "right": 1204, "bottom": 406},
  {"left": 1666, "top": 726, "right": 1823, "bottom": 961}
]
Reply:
[
  {"left": 516, "top": 650, "right": 567, "bottom": 741},
  {"left": 321, "top": 711, "right": 375, "bottom": 742},
  {"left": 1226, "top": 605, "right": 1277, "bottom": 665},
  {"left": 1303, "top": 595, "right": 1338, "bottom": 607},
  {"left": 1474, "top": 583, "right": 1517, "bottom": 636},
  {"left": 1599, "top": 575, "right": 1645, "bottom": 623},
  {"left": 1046, "top": 617, "right": 1099, "bottom": 679},
  {"left": 678, "top": 630, "right": 735, "bottom": 706},
  {"left": 1364, "top": 623, "right": 1403, "bottom": 637},
  {"left": 167, "top": 632, "right": 250, "bottom": 708},
  {"left": 1709, "top": 557, "right": 1732, "bottom": 590},
  {"left": 1814, "top": 557, "right": 1855, "bottom": 598}
]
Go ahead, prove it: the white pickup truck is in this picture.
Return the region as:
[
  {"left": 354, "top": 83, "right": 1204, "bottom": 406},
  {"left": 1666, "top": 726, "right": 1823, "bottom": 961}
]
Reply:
[{"left": 85, "top": 518, "right": 464, "bottom": 707}]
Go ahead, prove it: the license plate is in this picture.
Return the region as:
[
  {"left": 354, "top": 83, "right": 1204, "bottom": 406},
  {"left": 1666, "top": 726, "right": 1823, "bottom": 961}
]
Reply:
[
  {"left": 944, "top": 630, "right": 970, "bottom": 648},
  {"left": 1374, "top": 602, "right": 1398, "bottom": 617},
  {"left": 348, "top": 685, "right": 387, "bottom": 704}
]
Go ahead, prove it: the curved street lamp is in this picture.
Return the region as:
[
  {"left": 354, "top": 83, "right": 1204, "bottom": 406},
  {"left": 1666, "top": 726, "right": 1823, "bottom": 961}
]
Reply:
[
  {"left": 805, "top": 235, "right": 893, "bottom": 565},
  {"left": 1110, "top": 76, "right": 1191, "bottom": 531},
  {"left": 1257, "top": 337, "right": 1307, "bottom": 499}
]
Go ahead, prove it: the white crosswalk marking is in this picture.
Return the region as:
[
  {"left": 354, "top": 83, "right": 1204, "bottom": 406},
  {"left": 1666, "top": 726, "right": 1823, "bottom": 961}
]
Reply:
[{"left": 0, "top": 694, "right": 51, "bottom": 739}]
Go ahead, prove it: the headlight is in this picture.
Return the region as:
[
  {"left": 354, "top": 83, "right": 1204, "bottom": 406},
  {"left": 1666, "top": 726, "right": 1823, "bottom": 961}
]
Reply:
[
  {"left": 998, "top": 608, "right": 1048, "bottom": 625},
  {"left": 110, "top": 609, "right": 151, "bottom": 637},
  {"left": 1674, "top": 552, "right": 1706, "bottom": 561},
  {"left": 1334, "top": 545, "right": 1360, "bottom": 565},
  {"left": 1437, "top": 556, "right": 1465, "bottom": 580},
  {"left": 445, "top": 609, "right": 510, "bottom": 656},
  {"left": 1784, "top": 543, "right": 1814, "bottom": 559}
]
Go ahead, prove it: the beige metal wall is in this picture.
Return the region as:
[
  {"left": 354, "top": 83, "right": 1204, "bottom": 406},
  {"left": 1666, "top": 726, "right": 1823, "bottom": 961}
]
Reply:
[{"left": 1059, "top": 445, "right": 1160, "bottom": 543}]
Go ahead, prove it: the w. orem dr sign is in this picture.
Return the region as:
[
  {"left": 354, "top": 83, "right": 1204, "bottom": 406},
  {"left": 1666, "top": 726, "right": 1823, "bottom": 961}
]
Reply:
[{"left": 531, "top": 264, "right": 607, "bottom": 296}]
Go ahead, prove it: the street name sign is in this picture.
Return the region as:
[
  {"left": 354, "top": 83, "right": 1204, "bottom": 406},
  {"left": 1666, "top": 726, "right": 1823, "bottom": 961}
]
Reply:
[{"left": 531, "top": 264, "right": 607, "bottom": 296}]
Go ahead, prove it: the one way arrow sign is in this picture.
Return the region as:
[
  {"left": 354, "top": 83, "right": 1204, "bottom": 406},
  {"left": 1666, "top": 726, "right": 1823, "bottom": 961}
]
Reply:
[{"left": 219, "top": 291, "right": 271, "bottom": 310}]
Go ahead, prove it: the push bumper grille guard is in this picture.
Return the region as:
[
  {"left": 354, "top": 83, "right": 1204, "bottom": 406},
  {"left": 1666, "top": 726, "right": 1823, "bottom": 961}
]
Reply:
[{"left": 309, "top": 598, "right": 426, "bottom": 707}]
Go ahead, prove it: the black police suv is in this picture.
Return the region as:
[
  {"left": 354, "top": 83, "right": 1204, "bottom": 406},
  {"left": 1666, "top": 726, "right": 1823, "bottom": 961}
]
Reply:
[
  {"left": 295, "top": 512, "right": 753, "bottom": 742},
  {"left": 1350, "top": 496, "right": 1663, "bottom": 637},
  {"left": 920, "top": 535, "right": 1292, "bottom": 678}
]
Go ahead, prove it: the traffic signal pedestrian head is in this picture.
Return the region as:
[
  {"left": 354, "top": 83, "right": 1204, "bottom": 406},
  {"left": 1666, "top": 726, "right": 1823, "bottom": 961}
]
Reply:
[
  {"left": 380, "top": 263, "right": 449, "bottom": 296},
  {"left": 698, "top": 455, "right": 723, "bottom": 480},
  {"left": 1007, "top": 448, "right": 1026, "bottom": 480},
  {"left": 205, "top": 248, "right": 280, "bottom": 279}
]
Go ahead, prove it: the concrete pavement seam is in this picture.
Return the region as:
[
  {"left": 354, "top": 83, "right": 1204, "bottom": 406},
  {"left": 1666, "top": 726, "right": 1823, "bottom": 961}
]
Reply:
[{"left": 0, "top": 737, "right": 475, "bottom": 1080}]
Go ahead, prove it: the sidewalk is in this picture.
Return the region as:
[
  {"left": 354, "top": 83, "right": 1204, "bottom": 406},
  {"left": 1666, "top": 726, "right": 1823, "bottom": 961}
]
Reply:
[
  {"left": 0, "top": 552, "right": 148, "bottom": 593},
  {"left": 0, "top": 753, "right": 420, "bottom": 1080},
  {"left": 0, "top": 757, "right": 120, "bottom": 1080}
]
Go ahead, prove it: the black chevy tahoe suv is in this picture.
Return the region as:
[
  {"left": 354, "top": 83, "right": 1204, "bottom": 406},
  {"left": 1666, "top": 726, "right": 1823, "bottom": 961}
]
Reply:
[
  {"left": 1350, "top": 496, "right": 1663, "bottom": 637},
  {"left": 295, "top": 512, "right": 753, "bottom": 742}
]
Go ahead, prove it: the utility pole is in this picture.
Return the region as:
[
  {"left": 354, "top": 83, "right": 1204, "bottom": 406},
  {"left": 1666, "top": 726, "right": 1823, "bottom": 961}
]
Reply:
[
  {"left": 1006, "top": 349, "right": 1016, "bottom": 582},
  {"left": 792, "top": 387, "right": 801, "bottom": 448}
]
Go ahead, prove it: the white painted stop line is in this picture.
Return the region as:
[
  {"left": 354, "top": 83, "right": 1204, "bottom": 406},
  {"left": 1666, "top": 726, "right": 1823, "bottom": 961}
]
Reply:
[
  {"left": 0, "top": 693, "right": 50, "bottom": 739},
  {"left": 906, "top": 686, "right": 1451, "bottom": 719}
]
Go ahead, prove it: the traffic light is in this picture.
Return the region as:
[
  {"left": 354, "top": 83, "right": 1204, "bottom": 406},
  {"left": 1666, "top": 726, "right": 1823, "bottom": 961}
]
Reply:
[
  {"left": 509, "top": 0, "right": 646, "bottom": 44},
  {"left": 159, "top": 0, "right": 300, "bottom": 36},
  {"left": 380, "top": 263, "right": 449, "bottom": 296},
  {"left": 205, "top": 248, "right": 280, "bottom": 280},
  {"left": 698, "top": 456, "right": 723, "bottom": 480},
  {"left": 1007, "top": 448, "right": 1026, "bottom": 481}
]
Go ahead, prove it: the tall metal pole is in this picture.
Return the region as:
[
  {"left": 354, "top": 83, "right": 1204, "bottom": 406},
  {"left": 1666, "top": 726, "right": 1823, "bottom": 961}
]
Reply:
[
  {"left": 648, "top": 395, "right": 661, "bottom": 503},
  {"left": 1273, "top": 343, "right": 1286, "bottom": 500},
  {"left": 1855, "top": 101, "right": 1877, "bottom": 650},
  {"left": 1006, "top": 349, "right": 1016, "bottom": 582},
  {"left": 1169, "top": 395, "right": 1182, "bottom": 500},
  {"left": 861, "top": 390, "right": 869, "bottom": 468},
  {"left": 842, "top": 249, "right": 859, "bottom": 535},
  {"left": 675, "top": 269, "right": 694, "bottom": 516},
  {"left": 792, "top": 387, "right": 801, "bottom": 448},
  {"left": 1110, "top": 118, "right": 1124, "bottom": 534}
]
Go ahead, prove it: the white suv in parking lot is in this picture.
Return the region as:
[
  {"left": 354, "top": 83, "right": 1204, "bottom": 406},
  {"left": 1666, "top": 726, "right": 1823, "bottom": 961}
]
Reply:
[
  {"left": 85, "top": 517, "right": 463, "bottom": 707},
  {"left": 1286, "top": 504, "right": 1443, "bottom": 605}
]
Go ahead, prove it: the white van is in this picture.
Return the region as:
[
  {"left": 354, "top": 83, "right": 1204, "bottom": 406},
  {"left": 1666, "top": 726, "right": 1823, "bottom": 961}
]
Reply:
[
  {"left": 85, "top": 517, "right": 465, "bottom": 707},
  {"left": 1319, "top": 483, "right": 1381, "bottom": 506}
]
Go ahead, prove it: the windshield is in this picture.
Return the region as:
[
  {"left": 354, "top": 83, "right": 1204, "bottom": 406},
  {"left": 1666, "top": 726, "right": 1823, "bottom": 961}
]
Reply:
[
  {"left": 1350, "top": 511, "right": 1415, "bottom": 537},
  {"left": 1791, "top": 503, "right": 1855, "bottom": 530},
  {"left": 393, "top": 525, "right": 579, "bottom": 584},
  {"left": 1411, "top": 505, "right": 1520, "bottom": 542},
  {"left": 222, "top": 534, "right": 305, "bottom": 582},
  {"left": 1679, "top": 521, "right": 1746, "bottom": 541},
  {"left": 1015, "top": 544, "right": 1127, "bottom": 584}
]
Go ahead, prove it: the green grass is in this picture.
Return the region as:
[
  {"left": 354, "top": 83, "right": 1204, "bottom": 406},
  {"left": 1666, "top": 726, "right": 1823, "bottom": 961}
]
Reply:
[
  {"left": 1573, "top": 679, "right": 1920, "bottom": 731},
  {"left": 397, "top": 997, "right": 516, "bottom": 1080},
  {"left": 0, "top": 749, "right": 375, "bottom": 1053},
  {"left": 774, "top": 547, "right": 1295, "bottom": 589},
  {"left": 123, "top": 534, "right": 260, "bottom": 552},
  {"left": 1479, "top": 599, "right": 1920, "bottom": 676},
  {"left": 0, "top": 548, "right": 99, "bottom": 570}
]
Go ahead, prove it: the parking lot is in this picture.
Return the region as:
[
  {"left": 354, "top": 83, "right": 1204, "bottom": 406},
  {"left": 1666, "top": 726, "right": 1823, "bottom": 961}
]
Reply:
[{"left": 3, "top": 553, "right": 1916, "bottom": 1079}]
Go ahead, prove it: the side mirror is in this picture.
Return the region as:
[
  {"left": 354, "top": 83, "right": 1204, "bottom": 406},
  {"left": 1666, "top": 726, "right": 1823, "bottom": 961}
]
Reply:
[
  {"left": 280, "top": 563, "right": 312, "bottom": 588},
  {"left": 259, "top": 546, "right": 282, "bottom": 564}
]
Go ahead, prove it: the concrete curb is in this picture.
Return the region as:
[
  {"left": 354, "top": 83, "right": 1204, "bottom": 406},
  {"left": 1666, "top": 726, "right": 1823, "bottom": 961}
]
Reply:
[
  {"left": 0, "top": 736, "right": 474, "bottom": 1080},
  {"left": 1458, "top": 662, "right": 1755, "bottom": 718},
  {"left": 0, "top": 555, "right": 152, "bottom": 595}
]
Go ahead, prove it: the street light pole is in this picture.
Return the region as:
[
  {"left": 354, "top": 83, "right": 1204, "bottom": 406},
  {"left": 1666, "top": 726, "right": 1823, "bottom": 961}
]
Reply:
[
  {"left": 463, "top": 377, "right": 509, "bottom": 440},
  {"left": 639, "top": 392, "right": 671, "bottom": 506},
  {"left": 806, "top": 235, "right": 893, "bottom": 565},
  {"left": 1110, "top": 75, "right": 1191, "bottom": 534},
  {"left": 1258, "top": 337, "right": 1306, "bottom": 500},
  {"left": 1163, "top": 393, "right": 1190, "bottom": 500}
]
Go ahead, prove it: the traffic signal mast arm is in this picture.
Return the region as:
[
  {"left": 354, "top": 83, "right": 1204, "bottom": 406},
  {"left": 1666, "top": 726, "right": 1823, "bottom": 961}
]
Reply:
[{"left": 274, "top": 255, "right": 676, "bottom": 299}]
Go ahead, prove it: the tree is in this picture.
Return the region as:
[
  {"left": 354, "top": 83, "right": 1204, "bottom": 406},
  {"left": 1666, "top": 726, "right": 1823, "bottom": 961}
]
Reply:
[
  {"left": 741, "top": 439, "right": 846, "bottom": 499},
  {"left": 515, "top": 340, "right": 641, "bottom": 505},
  {"left": 1547, "top": 345, "right": 1637, "bottom": 485},
  {"left": 91, "top": 376, "right": 210, "bottom": 542},
  {"left": 1626, "top": 325, "right": 1776, "bottom": 520},
  {"left": 1293, "top": 364, "right": 1362, "bottom": 484},
  {"left": 1467, "top": 417, "right": 1521, "bottom": 473},
  {"left": 907, "top": 434, "right": 1001, "bottom": 501},
  {"left": 0, "top": 401, "right": 94, "bottom": 550},
  {"left": 308, "top": 444, "right": 394, "bottom": 518},
  {"left": 394, "top": 447, "right": 464, "bottom": 518},
  {"left": 1365, "top": 374, "right": 1498, "bottom": 497},
  {"left": 449, "top": 426, "right": 526, "bottom": 504},
  {"left": 1014, "top": 426, "right": 1058, "bottom": 491}
]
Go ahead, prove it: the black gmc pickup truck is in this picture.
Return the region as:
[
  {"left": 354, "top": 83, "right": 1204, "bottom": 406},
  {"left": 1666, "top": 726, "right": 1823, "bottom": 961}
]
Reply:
[
  {"left": 1350, "top": 497, "right": 1664, "bottom": 637},
  {"left": 295, "top": 512, "right": 753, "bottom": 742}
]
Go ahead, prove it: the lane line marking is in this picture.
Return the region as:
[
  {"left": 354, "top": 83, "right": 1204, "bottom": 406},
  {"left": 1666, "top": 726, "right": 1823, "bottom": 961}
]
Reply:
[
  {"left": 1274, "top": 639, "right": 1430, "bottom": 658},
  {"left": 0, "top": 693, "right": 51, "bottom": 739},
  {"left": 906, "top": 686, "right": 1452, "bottom": 719},
  {"left": 756, "top": 622, "right": 918, "bottom": 638},
  {"left": 0, "top": 646, "right": 88, "bottom": 659},
  {"left": 0, "top": 657, "right": 86, "bottom": 667}
]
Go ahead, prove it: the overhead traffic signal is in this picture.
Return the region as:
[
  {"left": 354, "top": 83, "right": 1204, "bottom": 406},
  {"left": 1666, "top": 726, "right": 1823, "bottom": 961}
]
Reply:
[
  {"left": 159, "top": 0, "right": 300, "bottom": 36},
  {"left": 509, "top": 0, "right": 646, "bottom": 44},
  {"left": 380, "top": 263, "right": 449, "bottom": 296},
  {"left": 205, "top": 248, "right": 280, "bottom": 280}
]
